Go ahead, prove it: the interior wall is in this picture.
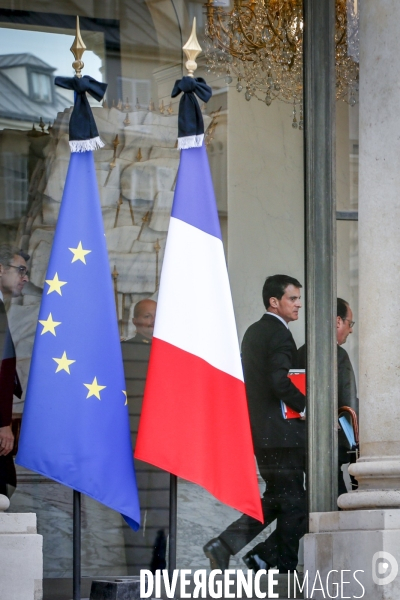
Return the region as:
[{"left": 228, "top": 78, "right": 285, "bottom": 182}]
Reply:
[
  {"left": 227, "top": 89, "right": 305, "bottom": 348},
  {"left": 227, "top": 90, "right": 359, "bottom": 381}
]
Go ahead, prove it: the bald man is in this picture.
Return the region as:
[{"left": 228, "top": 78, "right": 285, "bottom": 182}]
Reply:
[{"left": 132, "top": 299, "right": 157, "bottom": 343}]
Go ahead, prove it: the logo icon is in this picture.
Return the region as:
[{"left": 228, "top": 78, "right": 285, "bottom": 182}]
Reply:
[{"left": 372, "top": 551, "right": 398, "bottom": 586}]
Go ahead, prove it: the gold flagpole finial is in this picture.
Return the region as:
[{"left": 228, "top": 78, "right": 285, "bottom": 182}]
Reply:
[
  {"left": 183, "top": 18, "right": 202, "bottom": 78},
  {"left": 70, "top": 16, "right": 86, "bottom": 78}
]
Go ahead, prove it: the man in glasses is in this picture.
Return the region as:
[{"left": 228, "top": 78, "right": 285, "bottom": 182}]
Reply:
[
  {"left": 335, "top": 297, "right": 358, "bottom": 495},
  {"left": 0, "top": 244, "right": 29, "bottom": 498},
  {"left": 298, "top": 297, "right": 358, "bottom": 495}
]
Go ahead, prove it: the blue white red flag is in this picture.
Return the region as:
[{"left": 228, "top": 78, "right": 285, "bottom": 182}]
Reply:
[
  {"left": 135, "top": 77, "right": 262, "bottom": 521},
  {"left": 17, "top": 76, "right": 140, "bottom": 530}
]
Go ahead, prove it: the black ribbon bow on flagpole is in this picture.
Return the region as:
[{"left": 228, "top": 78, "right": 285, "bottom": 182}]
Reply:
[
  {"left": 55, "top": 75, "right": 108, "bottom": 152},
  {"left": 171, "top": 76, "right": 212, "bottom": 149}
]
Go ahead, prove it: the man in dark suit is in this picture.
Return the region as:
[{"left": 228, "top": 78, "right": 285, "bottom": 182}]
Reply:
[
  {"left": 0, "top": 244, "right": 29, "bottom": 497},
  {"left": 204, "top": 274, "right": 306, "bottom": 573},
  {"left": 298, "top": 297, "right": 358, "bottom": 496}
]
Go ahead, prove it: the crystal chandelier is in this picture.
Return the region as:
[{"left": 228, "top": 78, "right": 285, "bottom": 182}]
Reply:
[{"left": 203, "top": 0, "right": 359, "bottom": 129}]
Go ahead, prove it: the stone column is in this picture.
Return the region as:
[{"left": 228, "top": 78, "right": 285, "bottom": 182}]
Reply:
[
  {"left": 304, "top": 1, "right": 400, "bottom": 598},
  {"left": 0, "top": 494, "right": 43, "bottom": 600},
  {"left": 338, "top": 0, "right": 400, "bottom": 513}
]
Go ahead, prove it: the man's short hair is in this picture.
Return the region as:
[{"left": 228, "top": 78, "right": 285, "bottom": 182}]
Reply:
[
  {"left": 337, "top": 297, "right": 349, "bottom": 320},
  {"left": 262, "top": 274, "right": 302, "bottom": 309},
  {"left": 0, "top": 244, "right": 30, "bottom": 267}
]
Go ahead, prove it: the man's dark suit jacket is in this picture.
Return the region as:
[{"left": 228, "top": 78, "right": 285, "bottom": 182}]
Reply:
[
  {"left": 0, "top": 300, "right": 22, "bottom": 489},
  {"left": 241, "top": 313, "right": 306, "bottom": 452},
  {"left": 297, "top": 344, "right": 358, "bottom": 414},
  {"left": 297, "top": 343, "right": 358, "bottom": 463},
  {"left": 337, "top": 345, "right": 358, "bottom": 415}
]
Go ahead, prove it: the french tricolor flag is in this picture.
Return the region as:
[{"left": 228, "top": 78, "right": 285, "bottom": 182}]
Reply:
[{"left": 135, "top": 78, "right": 262, "bottom": 522}]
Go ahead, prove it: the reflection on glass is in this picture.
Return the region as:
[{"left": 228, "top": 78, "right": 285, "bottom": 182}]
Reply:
[
  {"left": 0, "top": 244, "right": 29, "bottom": 498},
  {"left": 122, "top": 298, "right": 170, "bottom": 572},
  {"left": 2, "top": 153, "right": 28, "bottom": 219},
  {"left": 0, "top": 0, "right": 229, "bottom": 585},
  {"left": 31, "top": 71, "right": 52, "bottom": 102},
  {"left": 337, "top": 100, "right": 359, "bottom": 384},
  {"left": 0, "top": 2, "right": 180, "bottom": 585},
  {"left": 0, "top": 0, "right": 359, "bottom": 588},
  {"left": 336, "top": 25, "right": 359, "bottom": 510}
]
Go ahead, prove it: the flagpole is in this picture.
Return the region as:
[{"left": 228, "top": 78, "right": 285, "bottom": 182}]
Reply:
[
  {"left": 70, "top": 19, "right": 85, "bottom": 600},
  {"left": 73, "top": 490, "right": 81, "bottom": 600},
  {"left": 167, "top": 18, "right": 202, "bottom": 582}
]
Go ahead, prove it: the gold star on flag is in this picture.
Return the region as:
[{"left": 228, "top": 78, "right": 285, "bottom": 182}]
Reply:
[
  {"left": 69, "top": 241, "right": 91, "bottom": 264},
  {"left": 53, "top": 351, "right": 76, "bottom": 374},
  {"left": 45, "top": 273, "right": 67, "bottom": 295},
  {"left": 39, "top": 313, "right": 61, "bottom": 336},
  {"left": 123, "top": 390, "right": 128, "bottom": 406},
  {"left": 84, "top": 377, "right": 106, "bottom": 400}
]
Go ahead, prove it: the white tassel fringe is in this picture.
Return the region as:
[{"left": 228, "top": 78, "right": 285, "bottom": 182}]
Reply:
[
  {"left": 178, "top": 134, "right": 204, "bottom": 150},
  {"left": 69, "top": 136, "right": 105, "bottom": 153}
]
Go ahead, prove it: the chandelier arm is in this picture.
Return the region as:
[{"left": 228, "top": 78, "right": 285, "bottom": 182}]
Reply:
[
  {"left": 334, "top": 4, "right": 347, "bottom": 47},
  {"left": 206, "top": 23, "right": 234, "bottom": 56},
  {"left": 335, "top": 27, "right": 346, "bottom": 48},
  {"left": 212, "top": 12, "right": 255, "bottom": 59},
  {"left": 266, "top": 13, "right": 283, "bottom": 42},
  {"left": 237, "top": 15, "right": 267, "bottom": 52},
  {"left": 282, "top": 37, "right": 300, "bottom": 71},
  {"left": 216, "top": 10, "right": 234, "bottom": 38},
  {"left": 268, "top": 12, "right": 300, "bottom": 59},
  {"left": 214, "top": 38, "right": 246, "bottom": 60},
  {"left": 212, "top": 15, "right": 248, "bottom": 59},
  {"left": 266, "top": 10, "right": 296, "bottom": 46}
]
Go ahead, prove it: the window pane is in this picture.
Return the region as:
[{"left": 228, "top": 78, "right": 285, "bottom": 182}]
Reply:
[
  {"left": 31, "top": 72, "right": 52, "bottom": 102},
  {"left": 0, "top": 3, "right": 178, "bottom": 590},
  {"left": 177, "top": 0, "right": 306, "bottom": 582},
  {"left": 336, "top": 0, "right": 359, "bottom": 501},
  {"left": 0, "top": 1, "right": 308, "bottom": 596}
]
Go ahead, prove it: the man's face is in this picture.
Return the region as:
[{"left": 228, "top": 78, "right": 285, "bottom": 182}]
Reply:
[
  {"left": 337, "top": 306, "right": 353, "bottom": 345},
  {"left": 269, "top": 284, "right": 302, "bottom": 323},
  {"left": 0, "top": 254, "right": 29, "bottom": 298},
  {"left": 133, "top": 300, "right": 157, "bottom": 339}
]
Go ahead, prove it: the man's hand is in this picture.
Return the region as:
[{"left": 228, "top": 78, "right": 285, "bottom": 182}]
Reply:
[{"left": 0, "top": 425, "right": 14, "bottom": 456}]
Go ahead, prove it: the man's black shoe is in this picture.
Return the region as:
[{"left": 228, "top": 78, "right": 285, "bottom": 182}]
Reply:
[
  {"left": 203, "top": 538, "right": 231, "bottom": 570},
  {"left": 242, "top": 551, "right": 269, "bottom": 573}
]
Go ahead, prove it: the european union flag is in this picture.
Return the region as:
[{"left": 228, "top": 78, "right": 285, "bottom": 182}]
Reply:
[{"left": 17, "top": 80, "right": 140, "bottom": 530}]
